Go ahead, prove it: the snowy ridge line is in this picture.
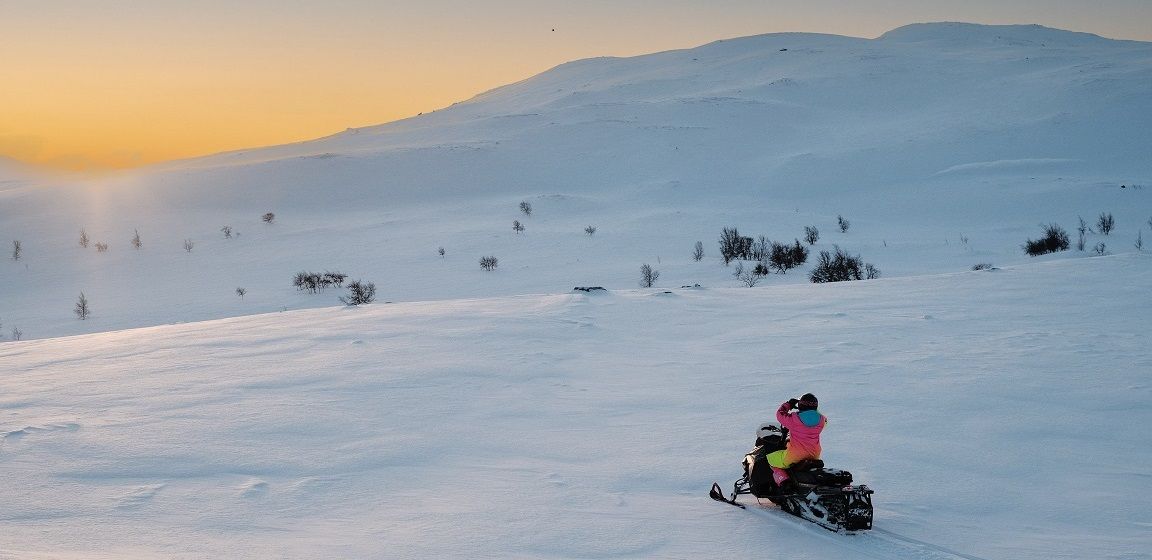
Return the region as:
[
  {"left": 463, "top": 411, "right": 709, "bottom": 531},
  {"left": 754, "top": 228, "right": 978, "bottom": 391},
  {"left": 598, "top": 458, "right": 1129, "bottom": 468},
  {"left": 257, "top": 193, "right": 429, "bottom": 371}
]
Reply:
[{"left": 738, "top": 501, "right": 990, "bottom": 560}]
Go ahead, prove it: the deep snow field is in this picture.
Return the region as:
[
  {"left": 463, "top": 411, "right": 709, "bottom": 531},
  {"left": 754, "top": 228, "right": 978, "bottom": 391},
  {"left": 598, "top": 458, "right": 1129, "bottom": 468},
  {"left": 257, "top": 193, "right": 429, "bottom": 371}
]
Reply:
[{"left": 2, "top": 22, "right": 1151, "bottom": 559}]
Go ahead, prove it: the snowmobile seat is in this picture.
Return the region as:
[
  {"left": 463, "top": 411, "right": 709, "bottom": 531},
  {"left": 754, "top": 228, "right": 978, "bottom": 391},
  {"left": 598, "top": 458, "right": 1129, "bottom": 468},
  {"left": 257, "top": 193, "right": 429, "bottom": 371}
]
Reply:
[{"left": 788, "top": 459, "right": 825, "bottom": 472}]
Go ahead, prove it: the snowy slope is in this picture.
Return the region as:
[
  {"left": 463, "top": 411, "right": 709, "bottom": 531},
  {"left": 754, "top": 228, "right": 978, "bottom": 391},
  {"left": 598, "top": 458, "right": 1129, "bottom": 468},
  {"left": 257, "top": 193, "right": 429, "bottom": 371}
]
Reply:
[
  {"left": 2, "top": 21, "right": 1152, "bottom": 560},
  {"left": 1, "top": 23, "right": 1149, "bottom": 342},
  {"left": 2, "top": 254, "right": 1150, "bottom": 559}
]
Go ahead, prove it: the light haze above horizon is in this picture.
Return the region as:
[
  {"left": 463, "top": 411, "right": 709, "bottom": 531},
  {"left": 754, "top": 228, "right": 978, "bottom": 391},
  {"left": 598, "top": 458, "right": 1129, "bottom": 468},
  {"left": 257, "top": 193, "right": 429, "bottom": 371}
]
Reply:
[{"left": 3, "top": 0, "right": 1149, "bottom": 172}]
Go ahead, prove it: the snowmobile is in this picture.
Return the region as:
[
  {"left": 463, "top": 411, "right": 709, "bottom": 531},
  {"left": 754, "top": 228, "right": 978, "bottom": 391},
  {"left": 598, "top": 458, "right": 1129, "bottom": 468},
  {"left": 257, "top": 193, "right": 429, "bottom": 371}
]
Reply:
[{"left": 709, "top": 421, "right": 874, "bottom": 532}]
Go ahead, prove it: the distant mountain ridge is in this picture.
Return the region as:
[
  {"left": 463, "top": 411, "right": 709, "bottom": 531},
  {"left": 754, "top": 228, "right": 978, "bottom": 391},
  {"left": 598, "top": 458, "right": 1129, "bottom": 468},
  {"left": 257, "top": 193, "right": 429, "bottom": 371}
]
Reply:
[{"left": 155, "top": 22, "right": 1150, "bottom": 178}]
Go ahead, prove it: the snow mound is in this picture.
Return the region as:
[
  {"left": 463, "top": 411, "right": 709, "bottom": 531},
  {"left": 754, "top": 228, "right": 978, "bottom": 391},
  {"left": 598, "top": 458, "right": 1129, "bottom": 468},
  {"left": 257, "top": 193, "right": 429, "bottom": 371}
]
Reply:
[{"left": 878, "top": 22, "right": 1117, "bottom": 46}]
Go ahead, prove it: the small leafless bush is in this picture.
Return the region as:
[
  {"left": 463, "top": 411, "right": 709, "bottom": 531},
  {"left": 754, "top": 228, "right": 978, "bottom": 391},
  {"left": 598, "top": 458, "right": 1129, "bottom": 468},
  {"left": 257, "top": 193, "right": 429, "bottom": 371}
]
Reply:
[
  {"left": 804, "top": 226, "right": 819, "bottom": 245},
  {"left": 183, "top": 239, "right": 195, "bottom": 253},
  {"left": 513, "top": 220, "right": 525, "bottom": 234},
  {"left": 737, "top": 262, "right": 770, "bottom": 287},
  {"left": 11, "top": 327, "right": 21, "bottom": 341},
  {"left": 972, "top": 263, "right": 995, "bottom": 271},
  {"left": 837, "top": 215, "right": 850, "bottom": 233},
  {"left": 751, "top": 236, "right": 770, "bottom": 262},
  {"left": 809, "top": 246, "right": 876, "bottom": 283},
  {"left": 75, "top": 292, "right": 90, "bottom": 320},
  {"left": 769, "top": 239, "right": 809, "bottom": 273},
  {"left": 640, "top": 263, "right": 660, "bottom": 288},
  {"left": 438, "top": 246, "right": 446, "bottom": 257},
  {"left": 340, "top": 280, "right": 377, "bottom": 306},
  {"left": 95, "top": 242, "right": 109, "bottom": 252},
  {"left": 11, "top": 240, "right": 21, "bottom": 261},
  {"left": 221, "top": 226, "right": 233, "bottom": 239},
  {"left": 519, "top": 201, "right": 533, "bottom": 217},
  {"left": 131, "top": 229, "right": 142, "bottom": 250},
  {"left": 719, "top": 227, "right": 753, "bottom": 264},
  {"left": 585, "top": 226, "right": 597, "bottom": 236},
  {"left": 236, "top": 287, "right": 246, "bottom": 299},
  {"left": 480, "top": 256, "right": 498, "bottom": 271},
  {"left": 1023, "top": 223, "right": 1070, "bottom": 256},
  {"left": 1097, "top": 212, "right": 1115, "bottom": 235},
  {"left": 262, "top": 212, "right": 276, "bottom": 224},
  {"left": 1094, "top": 242, "right": 1108, "bottom": 255},
  {"left": 79, "top": 229, "right": 90, "bottom": 248},
  {"left": 692, "top": 241, "right": 704, "bottom": 261},
  {"left": 293, "top": 271, "right": 346, "bottom": 293}
]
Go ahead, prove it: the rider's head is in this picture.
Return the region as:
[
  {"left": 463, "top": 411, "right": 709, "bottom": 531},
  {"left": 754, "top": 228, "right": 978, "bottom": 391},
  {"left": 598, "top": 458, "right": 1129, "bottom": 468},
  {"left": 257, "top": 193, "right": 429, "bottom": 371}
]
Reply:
[{"left": 798, "top": 393, "right": 818, "bottom": 411}]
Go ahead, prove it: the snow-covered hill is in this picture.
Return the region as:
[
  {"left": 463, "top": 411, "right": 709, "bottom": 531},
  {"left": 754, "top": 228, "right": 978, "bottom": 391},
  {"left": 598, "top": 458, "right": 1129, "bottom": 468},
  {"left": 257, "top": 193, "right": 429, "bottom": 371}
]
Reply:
[
  {"left": 3, "top": 254, "right": 1150, "bottom": 558},
  {"left": 2, "top": 24, "right": 1152, "bottom": 556},
  {"left": 2, "top": 23, "right": 1149, "bottom": 342}
]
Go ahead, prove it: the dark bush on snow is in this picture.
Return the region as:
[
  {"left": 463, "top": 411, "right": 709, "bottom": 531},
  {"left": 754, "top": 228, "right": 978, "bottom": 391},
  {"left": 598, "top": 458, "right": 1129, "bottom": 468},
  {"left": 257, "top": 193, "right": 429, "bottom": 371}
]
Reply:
[
  {"left": 769, "top": 240, "right": 809, "bottom": 273},
  {"left": 294, "top": 271, "right": 347, "bottom": 294},
  {"left": 1023, "top": 224, "right": 1070, "bottom": 256},
  {"left": 340, "top": 280, "right": 376, "bottom": 306},
  {"left": 809, "top": 246, "right": 877, "bottom": 283},
  {"left": 719, "top": 227, "right": 753, "bottom": 265}
]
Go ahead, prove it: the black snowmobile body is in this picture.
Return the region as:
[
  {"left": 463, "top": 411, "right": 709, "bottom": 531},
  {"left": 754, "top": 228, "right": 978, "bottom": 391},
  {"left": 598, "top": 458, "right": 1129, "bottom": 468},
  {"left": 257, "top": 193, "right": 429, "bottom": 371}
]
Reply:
[{"left": 709, "top": 423, "right": 874, "bottom": 532}]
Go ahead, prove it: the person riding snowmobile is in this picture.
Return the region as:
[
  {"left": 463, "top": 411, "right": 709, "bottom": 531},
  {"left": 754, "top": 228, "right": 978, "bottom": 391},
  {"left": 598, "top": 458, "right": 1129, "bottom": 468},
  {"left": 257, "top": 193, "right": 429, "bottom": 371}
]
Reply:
[{"left": 766, "top": 393, "right": 826, "bottom": 489}]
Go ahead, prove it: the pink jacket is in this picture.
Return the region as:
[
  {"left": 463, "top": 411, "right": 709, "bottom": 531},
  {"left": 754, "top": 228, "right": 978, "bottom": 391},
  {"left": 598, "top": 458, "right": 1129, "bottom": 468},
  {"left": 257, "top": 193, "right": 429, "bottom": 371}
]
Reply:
[{"left": 776, "top": 400, "right": 826, "bottom": 463}]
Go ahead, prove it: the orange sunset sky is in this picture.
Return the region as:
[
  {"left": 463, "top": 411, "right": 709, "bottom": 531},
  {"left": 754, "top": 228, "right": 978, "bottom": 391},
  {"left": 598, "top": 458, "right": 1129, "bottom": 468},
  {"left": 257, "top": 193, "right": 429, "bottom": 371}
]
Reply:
[{"left": 3, "top": 1, "right": 1150, "bottom": 172}]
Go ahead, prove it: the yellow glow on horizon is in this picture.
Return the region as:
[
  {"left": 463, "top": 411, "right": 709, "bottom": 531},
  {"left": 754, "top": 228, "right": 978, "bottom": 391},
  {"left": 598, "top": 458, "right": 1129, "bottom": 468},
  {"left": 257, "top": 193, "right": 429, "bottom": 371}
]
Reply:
[
  {"left": 3, "top": 2, "right": 1150, "bottom": 172},
  {"left": 1, "top": 46, "right": 524, "bottom": 171}
]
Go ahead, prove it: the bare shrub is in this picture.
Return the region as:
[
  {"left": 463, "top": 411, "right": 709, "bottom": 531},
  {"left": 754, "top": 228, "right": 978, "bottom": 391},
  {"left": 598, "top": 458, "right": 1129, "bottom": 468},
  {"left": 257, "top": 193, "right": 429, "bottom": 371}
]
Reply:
[
  {"left": 513, "top": 220, "right": 525, "bottom": 234},
  {"left": 1023, "top": 223, "right": 1070, "bottom": 256},
  {"left": 972, "top": 263, "right": 995, "bottom": 271},
  {"left": 438, "top": 246, "right": 446, "bottom": 257},
  {"left": 262, "top": 212, "right": 276, "bottom": 224},
  {"left": 323, "top": 272, "right": 347, "bottom": 287},
  {"left": 1137, "top": 230, "right": 1144, "bottom": 251},
  {"left": 11, "top": 327, "right": 21, "bottom": 341},
  {"left": 340, "top": 280, "right": 377, "bottom": 305},
  {"left": 11, "top": 240, "right": 21, "bottom": 261},
  {"left": 480, "top": 256, "right": 498, "bottom": 271},
  {"left": 293, "top": 271, "right": 346, "bottom": 293},
  {"left": 75, "top": 292, "right": 90, "bottom": 320},
  {"left": 221, "top": 226, "right": 233, "bottom": 239},
  {"left": 131, "top": 229, "right": 142, "bottom": 250},
  {"left": 804, "top": 226, "right": 819, "bottom": 245},
  {"left": 1094, "top": 242, "right": 1108, "bottom": 255},
  {"left": 738, "top": 262, "right": 770, "bottom": 287},
  {"left": 79, "top": 229, "right": 90, "bottom": 248},
  {"left": 1097, "top": 212, "right": 1115, "bottom": 235},
  {"left": 719, "top": 227, "right": 753, "bottom": 264},
  {"left": 519, "top": 201, "right": 533, "bottom": 217},
  {"left": 585, "top": 226, "right": 597, "bottom": 236},
  {"left": 692, "top": 241, "right": 704, "bottom": 261},
  {"left": 809, "top": 246, "right": 876, "bottom": 283},
  {"left": 183, "top": 239, "right": 195, "bottom": 253},
  {"left": 236, "top": 287, "right": 246, "bottom": 299},
  {"left": 95, "top": 243, "right": 109, "bottom": 252},
  {"left": 640, "top": 263, "right": 660, "bottom": 288},
  {"left": 769, "top": 239, "right": 809, "bottom": 273},
  {"left": 837, "top": 215, "right": 850, "bottom": 233}
]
